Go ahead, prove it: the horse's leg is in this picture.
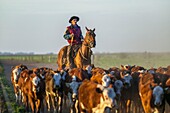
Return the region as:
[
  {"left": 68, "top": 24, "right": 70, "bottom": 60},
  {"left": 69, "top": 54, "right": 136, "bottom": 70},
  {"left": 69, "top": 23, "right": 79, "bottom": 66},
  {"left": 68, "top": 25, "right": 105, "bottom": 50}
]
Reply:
[
  {"left": 57, "top": 46, "right": 68, "bottom": 70},
  {"left": 66, "top": 45, "right": 72, "bottom": 68}
]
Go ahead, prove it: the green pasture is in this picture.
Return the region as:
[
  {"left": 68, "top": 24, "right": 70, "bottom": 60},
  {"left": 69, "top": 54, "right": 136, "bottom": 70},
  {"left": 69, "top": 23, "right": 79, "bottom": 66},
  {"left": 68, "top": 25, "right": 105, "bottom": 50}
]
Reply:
[
  {"left": 0, "top": 52, "right": 170, "bottom": 69},
  {"left": 0, "top": 54, "right": 57, "bottom": 63},
  {"left": 94, "top": 52, "right": 170, "bottom": 69}
]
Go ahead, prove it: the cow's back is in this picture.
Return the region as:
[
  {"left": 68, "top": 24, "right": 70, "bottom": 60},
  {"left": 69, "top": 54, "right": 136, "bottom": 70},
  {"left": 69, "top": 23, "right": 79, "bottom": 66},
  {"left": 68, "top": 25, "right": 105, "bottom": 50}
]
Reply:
[{"left": 78, "top": 80, "right": 100, "bottom": 112}]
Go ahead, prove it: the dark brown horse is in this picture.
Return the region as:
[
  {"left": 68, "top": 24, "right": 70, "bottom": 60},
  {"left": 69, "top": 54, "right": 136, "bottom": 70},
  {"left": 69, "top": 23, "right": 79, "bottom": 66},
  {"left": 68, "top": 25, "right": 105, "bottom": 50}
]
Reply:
[{"left": 57, "top": 27, "right": 96, "bottom": 70}]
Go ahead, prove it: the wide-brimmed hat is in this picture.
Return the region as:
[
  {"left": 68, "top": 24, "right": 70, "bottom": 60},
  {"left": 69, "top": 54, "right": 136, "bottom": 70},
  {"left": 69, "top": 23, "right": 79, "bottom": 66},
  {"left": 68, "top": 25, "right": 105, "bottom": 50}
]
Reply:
[{"left": 69, "top": 16, "right": 79, "bottom": 23}]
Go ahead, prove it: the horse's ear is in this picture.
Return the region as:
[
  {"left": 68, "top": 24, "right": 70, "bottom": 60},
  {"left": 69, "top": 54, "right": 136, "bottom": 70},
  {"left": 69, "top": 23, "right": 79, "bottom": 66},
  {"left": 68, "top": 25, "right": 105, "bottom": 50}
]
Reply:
[
  {"left": 85, "top": 27, "right": 89, "bottom": 31},
  {"left": 93, "top": 28, "right": 95, "bottom": 32}
]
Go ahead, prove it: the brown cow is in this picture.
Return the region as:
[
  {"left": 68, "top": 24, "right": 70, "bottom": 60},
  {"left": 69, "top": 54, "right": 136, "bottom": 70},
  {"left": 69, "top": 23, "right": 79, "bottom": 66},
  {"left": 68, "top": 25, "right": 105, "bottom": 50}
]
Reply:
[
  {"left": 22, "top": 69, "right": 42, "bottom": 113},
  {"left": 11, "top": 64, "right": 27, "bottom": 103},
  {"left": 116, "top": 65, "right": 145, "bottom": 113},
  {"left": 78, "top": 79, "right": 117, "bottom": 113},
  {"left": 63, "top": 68, "right": 89, "bottom": 113},
  {"left": 118, "top": 69, "right": 133, "bottom": 113},
  {"left": 165, "top": 78, "right": 170, "bottom": 106},
  {"left": 45, "top": 69, "right": 64, "bottom": 113},
  {"left": 18, "top": 69, "right": 31, "bottom": 105},
  {"left": 129, "top": 65, "right": 145, "bottom": 113},
  {"left": 139, "top": 72, "right": 166, "bottom": 113},
  {"left": 90, "top": 67, "right": 112, "bottom": 88},
  {"left": 68, "top": 68, "right": 90, "bottom": 81}
]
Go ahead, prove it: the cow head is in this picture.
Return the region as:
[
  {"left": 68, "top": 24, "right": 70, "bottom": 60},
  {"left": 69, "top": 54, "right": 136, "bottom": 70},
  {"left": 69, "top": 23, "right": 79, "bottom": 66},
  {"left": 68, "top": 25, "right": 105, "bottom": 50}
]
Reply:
[
  {"left": 151, "top": 85, "right": 164, "bottom": 106},
  {"left": 12, "top": 66, "right": 22, "bottom": 83},
  {"left": 31, "top": 75, "right": 41, "bottom": 91},
  {"left": 114, "top": 80, "right": 123, "bottom": 98},
  {"left": 120, "top": 71, "right": 132, "bottom": 88},
  {"left": 164, "top": 78, "right": 170, "bottom": 94},
  {"left": 96, "top": 84, "right": 117, "bottom": 109},
  {"left": 39, "top": 67, "right": 49, "bottom": 80},
  {"left": 121, "top": 64, "right": 132, "bottom": 71},
  {"left": 102, "top": 74, "right": 111, "bottom": 87},
  {"left": 53, "top": 71, "right": 62, "bottom": 89},
  {"left": 32, "top": 68, "right": 40, "bottom": 75},
  {"left": 60, "top": 69, "right": 67, "bottom": 81},
  {"left": 66, "top": 76, "right": 82, "bottom": 101},
  {"left": 30, "top": 74, "right": 41, "bottom": 100},
  {"left": 85, "top": 65, "right": 93, "bottom": 75},
  {"left": 148, "top": 68, "right": 156, "bottom": 74}
]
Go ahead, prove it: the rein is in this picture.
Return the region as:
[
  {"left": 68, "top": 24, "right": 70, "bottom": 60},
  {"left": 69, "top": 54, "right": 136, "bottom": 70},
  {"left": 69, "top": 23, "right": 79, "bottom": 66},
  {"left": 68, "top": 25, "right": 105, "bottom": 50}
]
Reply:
[
  {"left": 79, "top": 47, "right": 89, "bottom": 61},
  {"left": 79, "top": 35, "right": 92, "bottom": 61}
]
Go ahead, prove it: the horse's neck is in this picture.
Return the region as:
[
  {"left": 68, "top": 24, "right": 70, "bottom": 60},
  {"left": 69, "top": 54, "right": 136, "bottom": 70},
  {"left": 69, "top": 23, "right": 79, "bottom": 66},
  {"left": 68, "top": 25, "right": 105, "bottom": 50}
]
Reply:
[{"left": 81, "top": 42, "right": 90, "bottom": 57}]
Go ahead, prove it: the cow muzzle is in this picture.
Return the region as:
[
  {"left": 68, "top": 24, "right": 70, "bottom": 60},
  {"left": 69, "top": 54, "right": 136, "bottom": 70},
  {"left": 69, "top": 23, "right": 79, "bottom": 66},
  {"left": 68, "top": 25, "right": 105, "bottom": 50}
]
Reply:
[
  {"left": 54, "top": 85, "right": 60, "bottom": 90},
  {"left": 72, "top": 93, "right": 77, "bottom": 102},
  {"left": 15, "top": 80, "right": 18, "bottom": 84},
  {"left": 124, "top": 82, "right": 131, "bottom": 88},
  {"left": 155, "top": 101, "right": 162, "bottom": 106},
  {"left": 111, "top": 99, "right": 118, "bottom": 109}
]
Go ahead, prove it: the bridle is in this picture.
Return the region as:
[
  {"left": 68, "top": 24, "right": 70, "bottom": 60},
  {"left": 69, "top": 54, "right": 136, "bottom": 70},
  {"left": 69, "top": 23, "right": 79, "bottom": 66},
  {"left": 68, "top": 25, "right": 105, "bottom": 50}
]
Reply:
[{"left": 83, "top": 30, "right": 96, "bottom": 48}]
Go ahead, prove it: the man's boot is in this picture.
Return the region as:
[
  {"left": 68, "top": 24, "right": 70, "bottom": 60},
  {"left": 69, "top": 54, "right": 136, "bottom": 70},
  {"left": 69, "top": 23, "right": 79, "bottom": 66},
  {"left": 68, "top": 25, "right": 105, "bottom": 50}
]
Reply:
[{"left": 66, "top": 45, "right": 73, "bottom": 69}]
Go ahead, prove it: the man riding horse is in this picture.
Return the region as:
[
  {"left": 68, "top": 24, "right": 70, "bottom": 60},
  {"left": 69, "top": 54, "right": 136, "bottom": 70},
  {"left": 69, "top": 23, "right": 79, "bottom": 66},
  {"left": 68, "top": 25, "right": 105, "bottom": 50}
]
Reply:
[
  {"left": 63, "top": 16, "right": 84, "bottom": 68},
  {"left": 57, "top": 16, "right": 96, "bottom": 70}
]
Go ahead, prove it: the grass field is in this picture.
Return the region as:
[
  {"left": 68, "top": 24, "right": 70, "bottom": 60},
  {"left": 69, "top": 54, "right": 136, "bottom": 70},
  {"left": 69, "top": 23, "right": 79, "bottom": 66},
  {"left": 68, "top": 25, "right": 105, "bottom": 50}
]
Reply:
[
  {"left": 94, "top": 52, "right": 170, "bottom": 69},
  {"left": 0, "top": 52, "right": 170, "bottom": 69}
]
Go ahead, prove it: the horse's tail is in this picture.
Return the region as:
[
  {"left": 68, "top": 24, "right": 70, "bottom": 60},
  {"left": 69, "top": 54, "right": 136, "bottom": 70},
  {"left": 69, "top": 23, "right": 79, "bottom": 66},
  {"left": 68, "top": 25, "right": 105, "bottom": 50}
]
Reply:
[{"left": 57, "top": 45, "right": 68, "bottom": 70}]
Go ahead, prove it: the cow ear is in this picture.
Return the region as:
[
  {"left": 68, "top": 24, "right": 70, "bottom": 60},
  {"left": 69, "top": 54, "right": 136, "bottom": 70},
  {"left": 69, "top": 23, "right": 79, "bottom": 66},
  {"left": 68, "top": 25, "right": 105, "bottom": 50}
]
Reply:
[
  {"left": 30, "top": 74, "right": 34, "bottom": 78},
  {"left": 66, "top": 83, "right": 70, "bottom": 88},
  {"left": 11, "top": 66, "right": 14, "bottom": 70},
  {"left": 121, "top": 65, "right": 124, "bottom": 69},
  {"left": 159, "top": 83, "right": 162, "bottom": 87},
  {"left": 164, "top": 87, "right": 170, "bottom": 93},
  {"left": 29, "top": 70, "right": 33, "bottom": 74},
  {"left": 150, "top": 84, "right": 154, "bottom": 90},
  {"left": 96, "top": 84, "right": 104, "bottom": 93},
  {"left": 120, "top": 71, "right": 124, "bottom": 78},
  {"left": 78, "top": 82, "right": 82, "bottom": 85},
  {"left": 61, "top": 71, "right": 67, "bottom": 80}
]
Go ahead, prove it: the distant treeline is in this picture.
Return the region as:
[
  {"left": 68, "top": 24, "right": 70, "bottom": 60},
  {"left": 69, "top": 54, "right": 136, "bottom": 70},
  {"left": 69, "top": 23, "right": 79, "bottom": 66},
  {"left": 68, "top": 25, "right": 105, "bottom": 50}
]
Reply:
[{"left": 0, "top": 52, "right": 54, "bottom": 55}]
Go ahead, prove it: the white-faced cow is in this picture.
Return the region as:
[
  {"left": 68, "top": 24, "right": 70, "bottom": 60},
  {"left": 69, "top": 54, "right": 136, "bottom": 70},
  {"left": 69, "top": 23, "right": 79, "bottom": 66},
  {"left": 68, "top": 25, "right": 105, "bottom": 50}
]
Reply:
[
  {"left": 45, "top": 69, "right": 64, "bottom": 113},
  {"left": 11, "top": 64, "right": 27, "bottom": 103},
  {"left": 78, "top": 79, "right": 117, "bottom": 113},
  {"left": 139, "top": 72, "right": 166, "bottom": 113}
]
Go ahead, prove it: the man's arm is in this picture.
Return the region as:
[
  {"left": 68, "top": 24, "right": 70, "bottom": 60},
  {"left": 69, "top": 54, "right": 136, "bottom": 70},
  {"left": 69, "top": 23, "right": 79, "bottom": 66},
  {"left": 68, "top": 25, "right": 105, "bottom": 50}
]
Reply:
[{"left": 63, "top": 28, "right": 72, "bottom": 40}]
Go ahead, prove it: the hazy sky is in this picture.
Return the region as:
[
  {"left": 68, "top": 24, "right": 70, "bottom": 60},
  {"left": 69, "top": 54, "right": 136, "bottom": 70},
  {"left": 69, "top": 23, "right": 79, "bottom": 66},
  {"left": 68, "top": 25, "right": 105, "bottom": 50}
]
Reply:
[{"left": 0, "top": 0, "right": 170, "bottom": 54}]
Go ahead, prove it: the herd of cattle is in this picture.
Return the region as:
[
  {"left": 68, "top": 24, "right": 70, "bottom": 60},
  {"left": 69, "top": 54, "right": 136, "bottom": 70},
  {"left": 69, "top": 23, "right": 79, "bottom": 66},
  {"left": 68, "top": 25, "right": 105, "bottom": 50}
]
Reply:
[{"left": 10, "top": 64, "right": 170, "bottom": 113}]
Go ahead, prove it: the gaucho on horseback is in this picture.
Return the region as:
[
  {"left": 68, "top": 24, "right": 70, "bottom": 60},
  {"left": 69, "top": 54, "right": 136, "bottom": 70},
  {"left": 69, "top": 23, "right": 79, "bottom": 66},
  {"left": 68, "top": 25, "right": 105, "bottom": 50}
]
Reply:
[
  {"left": 57, "top": 16, "right": 96, "bottom": 70},
  {"left": 63, "top": 16, "right": 84, "bottom": 68}
]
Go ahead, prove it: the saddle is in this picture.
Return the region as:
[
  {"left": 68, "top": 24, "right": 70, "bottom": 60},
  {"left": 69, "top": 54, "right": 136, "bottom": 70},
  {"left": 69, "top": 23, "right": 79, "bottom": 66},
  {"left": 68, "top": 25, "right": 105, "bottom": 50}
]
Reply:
[{"left": 71, "top": 44, "right": 81, "bottom": 58}]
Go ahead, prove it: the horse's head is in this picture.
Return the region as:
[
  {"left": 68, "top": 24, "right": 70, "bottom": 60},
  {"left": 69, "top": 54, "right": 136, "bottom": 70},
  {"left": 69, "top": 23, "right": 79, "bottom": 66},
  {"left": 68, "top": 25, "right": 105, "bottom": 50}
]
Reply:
[{"left": 84, "top": 27, "right": 96, "bottom": 48}]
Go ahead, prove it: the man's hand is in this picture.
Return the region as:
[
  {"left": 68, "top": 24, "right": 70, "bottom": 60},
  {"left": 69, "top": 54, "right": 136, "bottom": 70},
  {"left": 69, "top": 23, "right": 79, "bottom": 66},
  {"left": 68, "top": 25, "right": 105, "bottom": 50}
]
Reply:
[
  {"left": 70, "top": 33, "right": 74, "bottom": 38},
  {"left": 81, "top": 38, "right": 84, "bottom": 41}
]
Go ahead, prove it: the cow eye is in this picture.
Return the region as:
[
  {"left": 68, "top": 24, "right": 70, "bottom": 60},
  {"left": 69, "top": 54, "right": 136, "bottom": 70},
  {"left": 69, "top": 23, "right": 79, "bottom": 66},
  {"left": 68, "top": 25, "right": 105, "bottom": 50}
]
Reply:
[{"left": 105, "top": 96, "right": 109, "bottom": 100}]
